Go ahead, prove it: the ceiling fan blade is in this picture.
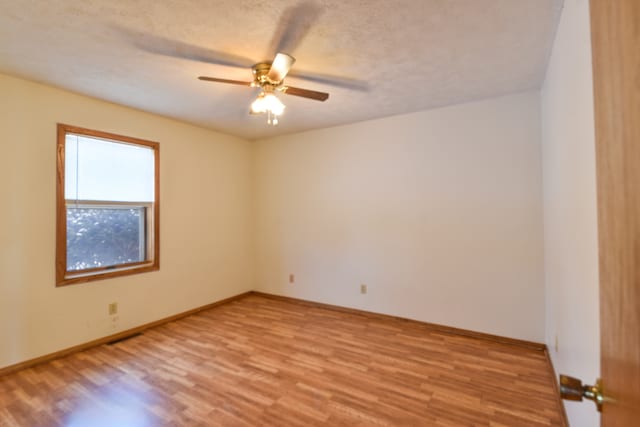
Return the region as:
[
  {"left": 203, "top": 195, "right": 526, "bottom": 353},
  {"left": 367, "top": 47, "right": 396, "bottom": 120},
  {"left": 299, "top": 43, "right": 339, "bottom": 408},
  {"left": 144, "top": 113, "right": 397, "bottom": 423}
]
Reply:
[
  {"left": 198, "top": 77, "right": 252, "bottom": 86},
  {"left": 268, "top": 53, "right": 296, "bottom": 82},
  {"left": 114, "top": 25, "right": 253, "bottom": 68},
  {"left": 287, "top": 71, "right": 369, "bottom": 92},
  {"left": 268, "top": 1, "right": 324, "bottom": 56},
  {"left": 281, "top": 86, "right": 329, "bottom": 101}
]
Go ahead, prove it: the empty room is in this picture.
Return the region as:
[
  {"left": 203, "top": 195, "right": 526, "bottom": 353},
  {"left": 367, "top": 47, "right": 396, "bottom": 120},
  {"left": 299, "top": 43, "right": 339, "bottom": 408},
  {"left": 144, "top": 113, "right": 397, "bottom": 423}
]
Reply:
[{"left": 1, "top": 0, "right": 638, "bottom": 426}]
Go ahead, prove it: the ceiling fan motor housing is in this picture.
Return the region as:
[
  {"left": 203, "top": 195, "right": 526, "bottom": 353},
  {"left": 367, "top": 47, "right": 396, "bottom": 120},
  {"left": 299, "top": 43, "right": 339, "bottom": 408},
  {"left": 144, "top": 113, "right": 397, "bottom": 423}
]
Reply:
[{"left": 252, "top": 62, "right": 280, "bottom": 86}]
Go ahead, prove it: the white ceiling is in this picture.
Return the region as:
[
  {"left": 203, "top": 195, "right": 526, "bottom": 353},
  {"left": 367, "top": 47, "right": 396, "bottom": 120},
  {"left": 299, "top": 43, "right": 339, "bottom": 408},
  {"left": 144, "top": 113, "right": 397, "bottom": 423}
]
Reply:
[{"left": 0, "top": 0, "right": 563, "bottom": 140}]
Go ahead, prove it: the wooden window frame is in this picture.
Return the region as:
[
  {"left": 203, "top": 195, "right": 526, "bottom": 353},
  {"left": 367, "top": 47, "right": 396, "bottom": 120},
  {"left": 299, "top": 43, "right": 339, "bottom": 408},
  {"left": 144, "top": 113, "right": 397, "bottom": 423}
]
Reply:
[{"left": 56, "top": 124, "right": 160, "bottom": 286}]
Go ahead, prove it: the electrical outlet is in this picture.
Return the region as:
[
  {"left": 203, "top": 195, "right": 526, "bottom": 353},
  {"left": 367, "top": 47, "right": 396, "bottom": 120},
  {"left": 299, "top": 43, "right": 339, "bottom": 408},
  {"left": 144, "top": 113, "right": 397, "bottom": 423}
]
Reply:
[
  {"left": 289, "top": 274, "right": 295, "bottom": 284},
  {"left": 360, "top": 284, "right": 367, "bottom": 294},
  {"left": 108, "top": 302, "right": 118, "bottom": 316}
]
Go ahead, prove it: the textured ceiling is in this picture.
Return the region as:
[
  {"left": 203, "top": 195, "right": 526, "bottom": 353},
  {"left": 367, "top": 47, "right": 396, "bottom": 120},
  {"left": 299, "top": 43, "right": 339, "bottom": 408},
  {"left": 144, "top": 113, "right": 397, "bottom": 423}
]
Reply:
[{"left": 0, "top": 0, "right": 563, "bottom": 140}]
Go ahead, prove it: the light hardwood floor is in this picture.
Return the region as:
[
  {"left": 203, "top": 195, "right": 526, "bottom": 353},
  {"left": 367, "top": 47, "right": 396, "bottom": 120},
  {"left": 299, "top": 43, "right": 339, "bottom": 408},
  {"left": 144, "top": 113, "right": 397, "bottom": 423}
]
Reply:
[{"left": 0, "top": 294, "right": 564, "bottom": 426}]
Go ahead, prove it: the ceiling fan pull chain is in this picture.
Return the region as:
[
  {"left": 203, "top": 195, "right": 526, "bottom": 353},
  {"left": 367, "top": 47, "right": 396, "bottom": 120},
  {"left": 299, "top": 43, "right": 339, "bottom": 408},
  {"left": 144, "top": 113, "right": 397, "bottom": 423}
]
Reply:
[{"left": 267, "top": 110, "right": 278, "bottom": 126}]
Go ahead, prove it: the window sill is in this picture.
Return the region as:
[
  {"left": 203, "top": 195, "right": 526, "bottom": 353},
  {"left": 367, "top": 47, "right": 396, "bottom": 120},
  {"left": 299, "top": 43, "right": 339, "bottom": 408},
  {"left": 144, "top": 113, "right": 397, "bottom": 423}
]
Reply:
[{"left": 56, "top": 262, "right": 159, "bottom": 287}]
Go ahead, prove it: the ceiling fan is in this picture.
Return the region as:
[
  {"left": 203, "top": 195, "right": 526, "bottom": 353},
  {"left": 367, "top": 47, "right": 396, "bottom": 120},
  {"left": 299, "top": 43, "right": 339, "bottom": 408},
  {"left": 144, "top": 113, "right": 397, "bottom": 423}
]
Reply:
[
  {"left": 198, "top": 52, "right": 329, "bottom": 126},
  {"left": 116, "top": 2, "right": 366, "bottom": 126}
]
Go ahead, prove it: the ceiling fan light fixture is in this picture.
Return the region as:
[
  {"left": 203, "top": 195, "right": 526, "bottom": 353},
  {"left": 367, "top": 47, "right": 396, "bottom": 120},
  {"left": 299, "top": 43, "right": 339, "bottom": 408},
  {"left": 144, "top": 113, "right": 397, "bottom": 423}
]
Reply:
[
  {"left": 251, "top": 91, "right": 285, "bottom": 125},
  {"left": 250, "top": 92, "right": 266, "bottom": 114}
]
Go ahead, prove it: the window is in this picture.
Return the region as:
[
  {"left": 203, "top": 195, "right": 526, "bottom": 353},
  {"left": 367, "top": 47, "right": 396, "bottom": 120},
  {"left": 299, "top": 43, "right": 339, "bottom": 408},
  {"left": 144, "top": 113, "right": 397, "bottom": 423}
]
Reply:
[{"left": 56, "top": 124, "right": 159, "bottom": 286}]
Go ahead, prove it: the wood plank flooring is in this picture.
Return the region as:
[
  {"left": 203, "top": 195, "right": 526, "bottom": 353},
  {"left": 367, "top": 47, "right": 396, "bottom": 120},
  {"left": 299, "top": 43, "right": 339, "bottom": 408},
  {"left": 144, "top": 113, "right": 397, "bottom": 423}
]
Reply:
[{"left": 0, "top": 294, "right": 565, "bottom": 426}]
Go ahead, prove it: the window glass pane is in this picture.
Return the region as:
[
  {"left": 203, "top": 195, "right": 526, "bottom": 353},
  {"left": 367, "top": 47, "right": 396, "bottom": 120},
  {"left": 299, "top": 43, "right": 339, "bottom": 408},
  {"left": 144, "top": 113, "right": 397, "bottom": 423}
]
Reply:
[
  {"left": 65, "top": 135, "right": 155, "bottom": 202},
  {"left": 66, "top": 207, "right": 145, "bottom": 271}
]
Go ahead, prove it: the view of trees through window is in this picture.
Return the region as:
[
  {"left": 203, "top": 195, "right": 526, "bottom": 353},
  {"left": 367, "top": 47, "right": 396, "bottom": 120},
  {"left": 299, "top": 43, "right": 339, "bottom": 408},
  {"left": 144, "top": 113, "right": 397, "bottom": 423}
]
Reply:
[{"left": 66, "top": 207, "right": 145, "bottom": 271}]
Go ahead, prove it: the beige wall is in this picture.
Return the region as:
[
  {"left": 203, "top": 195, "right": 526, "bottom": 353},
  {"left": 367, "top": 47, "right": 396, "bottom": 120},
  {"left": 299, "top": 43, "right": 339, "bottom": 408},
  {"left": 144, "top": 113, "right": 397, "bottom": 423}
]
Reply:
[
  {"left": 254, "top": 92, "right": 545, "bottom": 342},
  {"left": 0, "top": 74, "right": 254, "bottom": 369},
  {"left": 541, "top": 0, "right": 600, "bottom": 425}
]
